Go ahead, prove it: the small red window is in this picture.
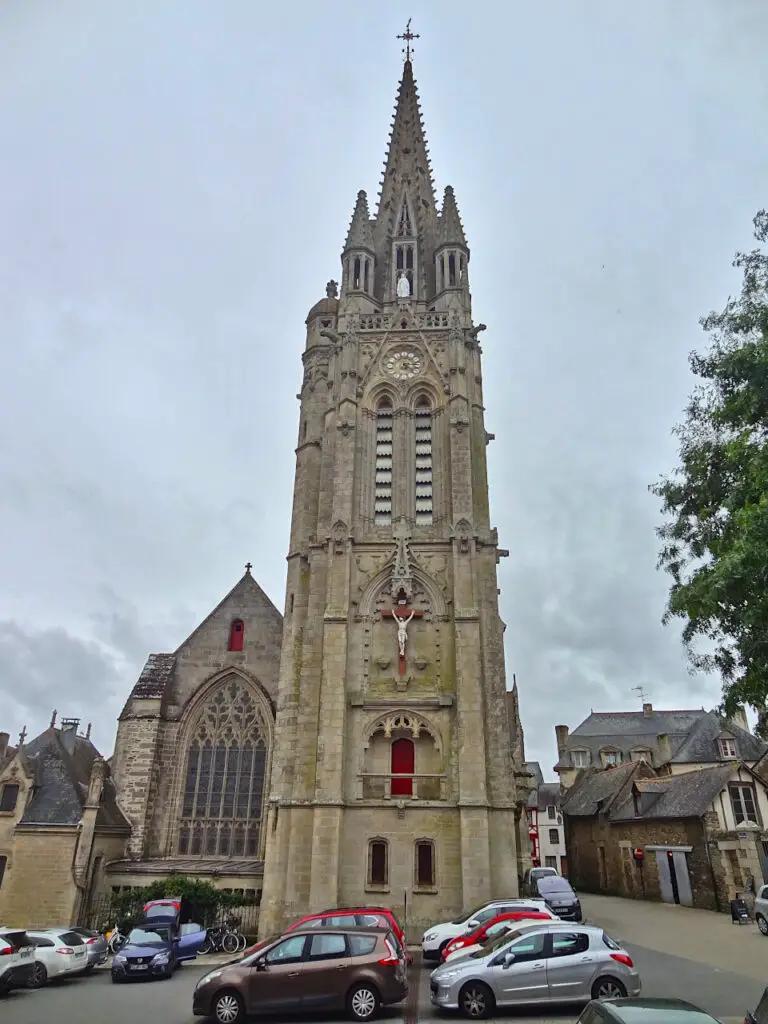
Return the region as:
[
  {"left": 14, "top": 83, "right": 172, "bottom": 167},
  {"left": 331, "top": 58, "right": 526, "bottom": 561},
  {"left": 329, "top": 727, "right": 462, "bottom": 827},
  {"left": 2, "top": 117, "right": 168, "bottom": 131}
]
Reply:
[{"left": 228, "top": 619, "right": 244, "bottom": 652}]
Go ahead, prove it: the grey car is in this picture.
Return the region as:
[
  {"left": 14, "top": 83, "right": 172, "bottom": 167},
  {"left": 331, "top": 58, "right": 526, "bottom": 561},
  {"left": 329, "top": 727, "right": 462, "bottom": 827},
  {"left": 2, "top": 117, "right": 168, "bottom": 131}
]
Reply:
[
  {"left": 429, "top": 922, "right": 641, "bottom": 1019},
  {"left": 536, "top": 875, "right": 583, "bottom": 921},
  {"left": 69, "top": 927, "right": 108, "bottom": 970}
]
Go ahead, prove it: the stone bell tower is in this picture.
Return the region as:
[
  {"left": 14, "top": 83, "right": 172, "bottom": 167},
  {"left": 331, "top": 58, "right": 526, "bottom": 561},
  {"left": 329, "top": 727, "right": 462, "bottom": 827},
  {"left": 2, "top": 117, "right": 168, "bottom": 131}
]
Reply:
[{"left": 259, "top": 31, "right": 526, "bottom": 937}]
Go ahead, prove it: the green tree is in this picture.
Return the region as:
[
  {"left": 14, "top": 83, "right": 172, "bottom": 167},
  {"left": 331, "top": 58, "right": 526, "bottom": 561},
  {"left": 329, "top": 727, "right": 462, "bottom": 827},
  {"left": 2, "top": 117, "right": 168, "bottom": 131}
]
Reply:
[
  {"left": 651, "top": 210, "right": 768, "bottom": 734},
  {"left": 109, "top": 874, "right": 246, "bottom": 930}
]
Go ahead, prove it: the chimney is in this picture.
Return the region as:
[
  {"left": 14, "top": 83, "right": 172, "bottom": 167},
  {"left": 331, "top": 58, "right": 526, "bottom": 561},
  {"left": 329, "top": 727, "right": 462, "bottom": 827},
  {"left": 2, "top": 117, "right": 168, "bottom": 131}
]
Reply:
[
  {"left": 643, "top": 703, "right": 653, "bottom": 717},
  {"left": 555, "top": 725, "right": 569, "bottom": 760},
  {"left": 0, "top": 732, "right": 8, "bottom": 760},
  {"left": 657, "top": 733, "right": 671, "bottom": 763},
  {"left": 730, "top": 706, "right": 751, "bottom": 733},
  {"left": 60, "top": 718, "right": 80, "bottom": 755}
]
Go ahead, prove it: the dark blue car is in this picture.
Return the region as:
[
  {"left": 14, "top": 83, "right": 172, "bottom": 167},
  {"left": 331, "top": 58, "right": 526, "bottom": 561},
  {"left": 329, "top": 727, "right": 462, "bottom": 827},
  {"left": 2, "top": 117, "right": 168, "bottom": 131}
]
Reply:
[{"left": 111, "top": 897, "right": 206, "bottom": 982}]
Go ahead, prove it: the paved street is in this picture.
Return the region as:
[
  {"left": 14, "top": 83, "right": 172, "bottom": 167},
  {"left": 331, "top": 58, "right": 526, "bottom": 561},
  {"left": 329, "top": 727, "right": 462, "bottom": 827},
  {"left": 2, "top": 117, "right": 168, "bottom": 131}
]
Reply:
[{"left": 2, "top": 896, "right": 765, "bottom": 1023}]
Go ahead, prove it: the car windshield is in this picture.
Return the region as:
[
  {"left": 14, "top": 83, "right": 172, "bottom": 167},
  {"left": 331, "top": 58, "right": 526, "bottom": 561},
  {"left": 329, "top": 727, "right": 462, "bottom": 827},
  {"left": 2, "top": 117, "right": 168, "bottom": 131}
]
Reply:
[
  {"left": 127, "top": 926, "right": 170, "bottom": 945},
  {"left": 451, "top": 902, "right": 487, "bottom": 925},
  {"left": 538, "top": 878, "right": 572, "bottom": 893},
  {"left": 484, "top": 922, "right": 514, "bottom": 939},
  {"left": 468, "top": 927, "right": 527, "bottom": 959}
]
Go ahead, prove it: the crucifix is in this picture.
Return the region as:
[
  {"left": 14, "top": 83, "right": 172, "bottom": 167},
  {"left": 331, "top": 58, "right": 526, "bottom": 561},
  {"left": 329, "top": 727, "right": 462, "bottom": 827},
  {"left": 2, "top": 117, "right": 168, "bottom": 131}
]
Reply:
[
  {"left": 381, "top": 593, "right": 424, "bottom": 676},
  {"left": 18, "top": 725, "right": 27, "bottom": 746}
]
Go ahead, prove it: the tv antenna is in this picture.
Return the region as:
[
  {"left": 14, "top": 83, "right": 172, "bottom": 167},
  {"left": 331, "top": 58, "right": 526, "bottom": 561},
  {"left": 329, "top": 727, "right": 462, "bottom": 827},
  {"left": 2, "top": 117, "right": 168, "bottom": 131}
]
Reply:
[{"left": 632, "top": 686, "right": 648, "bottom": 705}]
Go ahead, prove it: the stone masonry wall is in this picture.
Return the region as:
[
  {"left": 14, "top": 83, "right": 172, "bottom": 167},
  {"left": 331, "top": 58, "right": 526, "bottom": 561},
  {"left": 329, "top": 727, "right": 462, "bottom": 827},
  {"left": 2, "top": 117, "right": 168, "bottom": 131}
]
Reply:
[{"left": 1, "top": 829, "right": 80, "bottom": 927}]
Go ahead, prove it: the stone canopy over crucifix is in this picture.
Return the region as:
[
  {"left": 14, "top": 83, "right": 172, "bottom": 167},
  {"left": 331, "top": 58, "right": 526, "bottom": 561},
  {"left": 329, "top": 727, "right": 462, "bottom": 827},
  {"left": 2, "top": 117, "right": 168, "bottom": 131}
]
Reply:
[{"left": 381, "top": 517, "right": 423, "bottom": 676}]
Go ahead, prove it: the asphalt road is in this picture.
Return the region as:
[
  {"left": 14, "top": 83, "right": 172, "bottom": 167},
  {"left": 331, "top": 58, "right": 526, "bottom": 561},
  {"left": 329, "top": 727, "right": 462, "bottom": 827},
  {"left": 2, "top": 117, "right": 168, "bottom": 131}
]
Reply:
[{"left": 0, "top": 944, "right": 761, "bottom": 1023}]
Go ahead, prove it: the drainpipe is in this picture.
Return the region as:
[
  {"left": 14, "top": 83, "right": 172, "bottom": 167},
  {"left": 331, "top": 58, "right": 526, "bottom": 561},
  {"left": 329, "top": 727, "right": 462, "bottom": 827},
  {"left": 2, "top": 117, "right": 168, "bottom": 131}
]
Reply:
[{"left": 700, "top": 815, "right": 721, "bottom": 913}]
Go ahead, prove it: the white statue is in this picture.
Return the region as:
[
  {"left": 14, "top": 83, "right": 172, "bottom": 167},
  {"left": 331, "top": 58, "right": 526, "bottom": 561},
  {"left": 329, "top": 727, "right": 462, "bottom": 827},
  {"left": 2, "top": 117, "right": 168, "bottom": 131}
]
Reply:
[
  {"left": 392, "top": 608, "right": 415, "bottom": 656},
  {"left": 397, "top": 271, "right": 411, "bottom": 299}
]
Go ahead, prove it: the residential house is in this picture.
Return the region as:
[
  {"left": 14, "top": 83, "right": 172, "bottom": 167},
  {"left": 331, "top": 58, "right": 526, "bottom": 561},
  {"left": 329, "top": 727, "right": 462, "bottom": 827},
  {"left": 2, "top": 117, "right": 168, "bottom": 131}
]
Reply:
[
  {"left": 562, "top": 758, "right": 768, "bottom": 913},
  {"left": 524, "top": 762, "right": 567, "bottom": 875},
  {"left": 0, "top": 714, "right": 130, "bottom": 927},
  {"left": 554, "top": 704, "right": 765, "bottom": 790}
]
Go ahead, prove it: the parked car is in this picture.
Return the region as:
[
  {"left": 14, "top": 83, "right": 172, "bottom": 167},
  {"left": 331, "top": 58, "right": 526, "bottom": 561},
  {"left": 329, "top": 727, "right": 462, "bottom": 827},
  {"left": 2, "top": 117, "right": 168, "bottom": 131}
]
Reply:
[
  {"left": 442, "top": 910, "right": 557, "bottom": 962},
  {"left": 25, "top": 929, "right": 89, "bottom": 987},
  {"left": 285, "top": 906, "right": 408, "bottom": 959},
  {"left": 754, "top": 884, "right": 768, "bottom": 935},
  {"left": 429, "top": 922, "right": 640, "bottom": 1018},
  {"left": 522, "top": 866, "right": 558, "bottom": 896},
  {"left": 422, "top": 900, "right": 551, "bottom": 961},
  {"left": 112, "top": 918, "right": 205, "bottom": 982},
  {"left": 746, "top": 985, "right": 768, "bottom": 1024},
  {"left": 578, "top": 997, "right": 722, "bottom": 1024},
  {"left": 193, "top": 926, "right": 408, "bottom": 1023},
  {"left": 535, "top": 875, "right": 583, "bottom": 921},
  {"left": 50, "top": 926, "right": 107, "bottom": 971},
  {"left": 0, "top": 928, "right": 36, "bottom": 995}
]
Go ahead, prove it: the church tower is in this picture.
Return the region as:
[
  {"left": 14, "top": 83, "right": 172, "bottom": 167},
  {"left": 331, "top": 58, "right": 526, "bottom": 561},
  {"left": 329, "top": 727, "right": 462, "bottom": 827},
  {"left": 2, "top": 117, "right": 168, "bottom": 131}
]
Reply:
[{"left": 259, "top": 35, "right": 527, "bottom": 937}]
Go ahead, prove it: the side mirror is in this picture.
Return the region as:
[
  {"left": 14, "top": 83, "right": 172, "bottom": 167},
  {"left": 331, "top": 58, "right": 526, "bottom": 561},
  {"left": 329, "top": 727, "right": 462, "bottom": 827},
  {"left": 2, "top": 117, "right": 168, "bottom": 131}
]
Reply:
[
  {"left": 255, "top": 959, "right": 268, "bottom": 972},
  {"left": 467, "top": 919, "right": 479, "bottom": 929},
  {"left": 502, "top": 953, "right": 516, "bottom": 969}
]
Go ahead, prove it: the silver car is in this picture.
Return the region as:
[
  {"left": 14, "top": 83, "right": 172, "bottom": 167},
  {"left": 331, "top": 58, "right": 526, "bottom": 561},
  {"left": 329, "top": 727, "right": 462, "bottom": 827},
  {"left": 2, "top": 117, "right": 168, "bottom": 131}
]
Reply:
[{"left": 429, "top": 922, "right": 641, "bottom": 1019}]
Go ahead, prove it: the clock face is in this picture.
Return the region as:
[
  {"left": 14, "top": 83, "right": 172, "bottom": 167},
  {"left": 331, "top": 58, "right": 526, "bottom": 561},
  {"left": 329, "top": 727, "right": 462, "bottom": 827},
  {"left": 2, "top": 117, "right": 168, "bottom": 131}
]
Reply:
[{"left": 385, "top": 349, "right": 423, "bottom": 381}]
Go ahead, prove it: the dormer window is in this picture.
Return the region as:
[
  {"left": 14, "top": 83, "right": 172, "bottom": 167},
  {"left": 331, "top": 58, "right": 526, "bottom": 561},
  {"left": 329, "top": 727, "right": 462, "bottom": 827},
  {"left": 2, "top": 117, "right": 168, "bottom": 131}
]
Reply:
[
  {"left": 601, "top": 750, "right": 621, "bottom": 767},
  {"left": 720, "top": 738, "right": 737, "bottom": 759},
  {"left": 631, "top": 749, "right": 652, "bottom": 763},
  {"left": 571, "top": 750, "right": 589, "bottom": 768}
]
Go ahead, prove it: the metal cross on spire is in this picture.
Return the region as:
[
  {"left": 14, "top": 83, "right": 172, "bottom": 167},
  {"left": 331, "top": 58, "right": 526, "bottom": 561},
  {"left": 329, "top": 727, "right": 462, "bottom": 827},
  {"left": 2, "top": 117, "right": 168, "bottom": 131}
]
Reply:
[{"left": 397, "top": 18, "right": 420, "bottom": 62}]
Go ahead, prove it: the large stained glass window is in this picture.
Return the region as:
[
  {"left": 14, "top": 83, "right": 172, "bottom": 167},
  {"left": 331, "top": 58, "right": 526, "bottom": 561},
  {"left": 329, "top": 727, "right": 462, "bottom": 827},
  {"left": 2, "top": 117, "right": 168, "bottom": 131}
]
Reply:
[{"left": 177, "top": 677, "right": 268, "bottom": 858}]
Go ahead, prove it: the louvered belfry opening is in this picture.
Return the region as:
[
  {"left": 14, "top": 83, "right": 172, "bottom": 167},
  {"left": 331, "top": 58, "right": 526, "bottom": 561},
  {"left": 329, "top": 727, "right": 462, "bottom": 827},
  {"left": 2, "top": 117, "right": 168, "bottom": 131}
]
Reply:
[
  {"left": 375, "top": 398, "right": 393, "bottom": 524},
  {"left": 414, "top": 395, "right": 433, "bottom": 524}
]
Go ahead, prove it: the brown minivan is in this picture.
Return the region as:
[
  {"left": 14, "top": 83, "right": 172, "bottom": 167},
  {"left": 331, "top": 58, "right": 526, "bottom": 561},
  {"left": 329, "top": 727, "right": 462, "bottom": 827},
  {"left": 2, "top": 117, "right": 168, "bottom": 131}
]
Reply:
[{"left": 192, "top": 926, "right": 408, "bottom": 1022}]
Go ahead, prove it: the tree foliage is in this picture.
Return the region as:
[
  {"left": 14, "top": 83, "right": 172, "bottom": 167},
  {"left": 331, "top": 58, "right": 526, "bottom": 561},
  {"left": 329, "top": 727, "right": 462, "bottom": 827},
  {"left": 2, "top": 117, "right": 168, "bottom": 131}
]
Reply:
[
  {"left": 651, "top": 210, "right": 768, "bottom": 734},
  {"left": 109, "top": 874, "right": 248, "bottom": 930}
]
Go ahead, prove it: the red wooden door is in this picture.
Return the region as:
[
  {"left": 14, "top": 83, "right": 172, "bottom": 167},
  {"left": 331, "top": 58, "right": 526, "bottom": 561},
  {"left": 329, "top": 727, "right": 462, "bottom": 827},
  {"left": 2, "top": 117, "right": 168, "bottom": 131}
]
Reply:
[{"left": 391, "top": 738, "right": 414, "bottom": 797}]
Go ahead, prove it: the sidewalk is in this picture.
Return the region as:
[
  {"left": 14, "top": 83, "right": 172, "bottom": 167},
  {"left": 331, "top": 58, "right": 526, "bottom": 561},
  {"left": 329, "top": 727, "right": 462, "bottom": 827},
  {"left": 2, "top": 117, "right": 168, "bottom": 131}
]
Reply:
[{"left": 581, "top": 892, "right": 768, "bottom": 983}]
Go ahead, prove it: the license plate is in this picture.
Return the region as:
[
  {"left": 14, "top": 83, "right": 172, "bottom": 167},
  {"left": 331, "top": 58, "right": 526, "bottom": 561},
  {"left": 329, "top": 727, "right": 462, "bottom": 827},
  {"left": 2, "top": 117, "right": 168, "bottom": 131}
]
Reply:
[
  {"left": 130, "top": 964, "right": 149, "bottom": 971},
  {"left": 20, "top": 948, "right": 32, "bottom": 959},
  {"left": 75, "top": 951, "right": 85, "bottom": 957}
]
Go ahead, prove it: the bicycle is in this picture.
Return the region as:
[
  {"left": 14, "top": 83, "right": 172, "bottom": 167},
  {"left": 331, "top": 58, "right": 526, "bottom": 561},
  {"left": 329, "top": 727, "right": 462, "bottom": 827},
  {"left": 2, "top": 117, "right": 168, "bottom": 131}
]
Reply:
[
  {"left": 199, "top": 922, "right": 246, "bottom": 954},
  {"left": 106, "top": 924, "right": 126, "bottom": 955}
]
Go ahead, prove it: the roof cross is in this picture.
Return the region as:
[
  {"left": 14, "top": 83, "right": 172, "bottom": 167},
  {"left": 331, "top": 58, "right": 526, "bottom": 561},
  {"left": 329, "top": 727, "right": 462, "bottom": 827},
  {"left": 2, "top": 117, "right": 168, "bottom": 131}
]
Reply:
[
  {"left": 245, "top": 561, "right": 253, "bottom": 574},
  {"left": 18, "top": 725, "right": 27, "bottom": 746},
  {"left": 397, "top": 18, "right": 420, "bottom": 62}
]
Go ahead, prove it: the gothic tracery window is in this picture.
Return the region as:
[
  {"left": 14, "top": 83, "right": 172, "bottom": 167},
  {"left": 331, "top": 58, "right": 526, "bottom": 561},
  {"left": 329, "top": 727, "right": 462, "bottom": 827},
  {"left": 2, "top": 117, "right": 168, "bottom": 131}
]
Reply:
[
  {"left": 414, "top": 396, "right": 433, "bottom": 524},
  {"left": 178, "top": 677, "right": 268, "bottom": 858},
  {"left": 374, "top": 398, "right": 393, "bottom": 525}
]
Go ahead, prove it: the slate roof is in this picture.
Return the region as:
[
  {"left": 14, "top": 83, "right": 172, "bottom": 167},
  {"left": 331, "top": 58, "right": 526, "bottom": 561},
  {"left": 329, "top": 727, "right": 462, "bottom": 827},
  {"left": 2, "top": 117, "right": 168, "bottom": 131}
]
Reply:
[
  {"left": 126, "top": 652, "right": 176, "bottom": 701},
  {"left": 561, "top": 762, "right": 641, "bottom": 817},
  {"left": 556, "top": 707, "right": 766, "bottom": 771},
  {"left": 18, "top": 726, "right": 130, "bottom": 830},
  {"left": 537, "top": 782, "right": 563, "bottom": 812},
  {"left": 610, "top": 763, "right": 742, "bottom": 821},
  {"left": 668, "top": 711, "right": 766, "bottom": 764},
  {"left": 108, "top": 858, "right": 264, "bottom": 877}
]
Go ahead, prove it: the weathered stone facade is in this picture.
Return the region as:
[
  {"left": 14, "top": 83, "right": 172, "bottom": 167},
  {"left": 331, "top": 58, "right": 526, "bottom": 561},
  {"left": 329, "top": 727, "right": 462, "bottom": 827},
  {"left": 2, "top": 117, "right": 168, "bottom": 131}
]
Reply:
[{"left": 258, "top": 55, "right": 525, "bottom": 939}]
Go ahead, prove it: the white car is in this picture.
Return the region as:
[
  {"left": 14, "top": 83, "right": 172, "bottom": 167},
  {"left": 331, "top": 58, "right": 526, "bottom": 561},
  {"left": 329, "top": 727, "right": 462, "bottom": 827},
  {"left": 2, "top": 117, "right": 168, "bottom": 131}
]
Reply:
[
  {"left": 422, "top": 900, "right": 552, "bottom": 961},
  {"left": 25, "top": 929, "right": 89, "bottom": 987},
  {"left": 443, "top": 917, "right": 557, "bottom": 964},
  {"left": 0, "top": 929, "right": 36, "bottom": 995}
]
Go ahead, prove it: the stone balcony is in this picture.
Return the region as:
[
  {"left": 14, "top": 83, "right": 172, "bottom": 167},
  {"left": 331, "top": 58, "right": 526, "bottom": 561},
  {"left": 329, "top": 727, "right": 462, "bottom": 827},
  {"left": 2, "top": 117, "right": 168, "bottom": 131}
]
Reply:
[{"left": 356, "top": 773, "right": 447, "bottom": 801}]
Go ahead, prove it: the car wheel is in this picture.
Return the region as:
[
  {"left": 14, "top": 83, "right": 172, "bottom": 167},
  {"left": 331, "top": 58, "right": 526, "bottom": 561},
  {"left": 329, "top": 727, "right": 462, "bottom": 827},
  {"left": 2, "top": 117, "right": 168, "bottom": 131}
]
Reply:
[
  {"left": 758, "top": 914, "right": 768, "bottom": 935},
  {"left": 592, "top": 976, "right": 627, "bottom": 1000},
  {"left": 212, "top": 990, "right": 245, "bottom": 1024},
  {"left": 438, "top": 939, "right": 451, "bottom": 958},
  {"left": 459, "top": 981, "right": 495, "bottom": 1019},
  {"left": 28, "top": 962, "right": 48, "bottom": 989},
  {"left": 347, "top": 983, "right": 380, "bottom": 1021}
]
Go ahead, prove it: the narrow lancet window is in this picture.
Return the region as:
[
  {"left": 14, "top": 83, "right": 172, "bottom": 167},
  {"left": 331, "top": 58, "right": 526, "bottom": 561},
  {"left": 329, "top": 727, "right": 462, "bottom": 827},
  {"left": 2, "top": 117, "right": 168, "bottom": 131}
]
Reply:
[
  {"left": 414, "top": 396, "right": 433, "bottom": 525},
  {"left": 375, "top": 399, "right": 393, "bottom": 525}
]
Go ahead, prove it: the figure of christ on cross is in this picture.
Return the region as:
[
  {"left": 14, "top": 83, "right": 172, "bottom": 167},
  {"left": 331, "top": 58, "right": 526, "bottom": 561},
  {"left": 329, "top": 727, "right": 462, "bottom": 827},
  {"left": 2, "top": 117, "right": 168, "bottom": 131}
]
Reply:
[{"left": 381, "top": 604, "right": 424, "bottom": 676}]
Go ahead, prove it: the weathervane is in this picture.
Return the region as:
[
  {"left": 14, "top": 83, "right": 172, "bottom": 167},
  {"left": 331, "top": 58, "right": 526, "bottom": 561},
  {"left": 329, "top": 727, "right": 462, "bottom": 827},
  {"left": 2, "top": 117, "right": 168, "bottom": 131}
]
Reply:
[{"left": 397, "top": 18, "right": 419, "bottom": 62}]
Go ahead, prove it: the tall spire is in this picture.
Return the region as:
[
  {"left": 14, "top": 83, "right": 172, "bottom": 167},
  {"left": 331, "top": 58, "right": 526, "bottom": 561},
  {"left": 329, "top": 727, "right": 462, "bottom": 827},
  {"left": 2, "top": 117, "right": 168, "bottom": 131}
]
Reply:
[
  {"left": 437, "top": 185, "right": 468, "bottom": 249},
  {"left": 374, "top": 53, "right": 436, "bottom": 238},
  {"left": 343, "top": 190, "right": 375, "bottom": 254}
]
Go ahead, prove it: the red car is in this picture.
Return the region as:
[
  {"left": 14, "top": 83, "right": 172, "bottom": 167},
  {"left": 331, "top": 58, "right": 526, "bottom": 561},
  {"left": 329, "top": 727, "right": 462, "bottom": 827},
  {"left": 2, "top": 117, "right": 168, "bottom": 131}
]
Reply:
[
  {"left": 441, "top": 909, "right": 553, "bottom": 961},
  {"left": 284, "top": 906, "right": 411, "bottom": 962}
]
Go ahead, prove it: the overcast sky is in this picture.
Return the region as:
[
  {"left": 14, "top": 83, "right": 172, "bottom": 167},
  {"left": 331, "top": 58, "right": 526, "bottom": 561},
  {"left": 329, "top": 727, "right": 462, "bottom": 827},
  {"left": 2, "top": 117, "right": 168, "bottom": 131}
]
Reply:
[{"left": 1, "top": 2, "right": 766, "bottom": 778}]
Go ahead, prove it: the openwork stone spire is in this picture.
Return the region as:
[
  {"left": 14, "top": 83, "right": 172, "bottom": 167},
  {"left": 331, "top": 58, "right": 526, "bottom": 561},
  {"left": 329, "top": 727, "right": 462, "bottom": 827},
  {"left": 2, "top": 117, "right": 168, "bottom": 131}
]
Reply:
[
  {"left": 343, "top": 190, "right": 376, "bottom": 255},
  {"left": 374, "top": 59, "right": 436, "bottom": 240},
  {"left": 438, "top": 185, "right": 468, "bottom": 249}
]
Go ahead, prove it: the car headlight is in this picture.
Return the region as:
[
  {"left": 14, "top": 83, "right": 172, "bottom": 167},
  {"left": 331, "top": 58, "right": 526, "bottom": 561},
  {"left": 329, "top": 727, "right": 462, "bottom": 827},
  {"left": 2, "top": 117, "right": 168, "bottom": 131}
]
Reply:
[
  {"left": 424, "top": 931, "right": 438, "bottom": 942},
  {"left": 196, "top": 969, "right": 222, "bottom": 990},
  {"left": 152, "top": 952, "right": 170, "bottom": 963},
  {"left": 436, "top": 969, "right": 461, "bottom": 981}
]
